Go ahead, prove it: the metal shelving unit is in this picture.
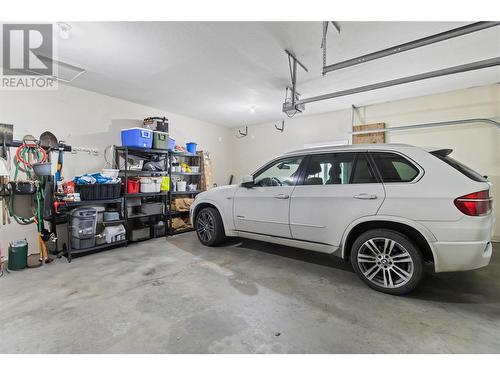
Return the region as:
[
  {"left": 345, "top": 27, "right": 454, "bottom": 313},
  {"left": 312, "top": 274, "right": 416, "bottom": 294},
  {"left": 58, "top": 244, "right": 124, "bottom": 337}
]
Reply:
[
  {"left": 114, "top": 146, "right": 169, "bottom": 242},
  {"left": 167, "top": 151, "right": 202, "bottom": 235},
  {"left": 113, "top": 146, "right": 204, "bottom": 238},
  {"left": 63, "top": 197, "right": 126, "bottom": 262}
]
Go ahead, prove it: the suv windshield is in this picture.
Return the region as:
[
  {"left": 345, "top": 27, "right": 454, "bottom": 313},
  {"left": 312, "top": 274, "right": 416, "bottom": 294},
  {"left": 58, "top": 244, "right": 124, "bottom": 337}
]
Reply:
[{"left": 431, "top": 151, "right": 487, "bottom": 182}]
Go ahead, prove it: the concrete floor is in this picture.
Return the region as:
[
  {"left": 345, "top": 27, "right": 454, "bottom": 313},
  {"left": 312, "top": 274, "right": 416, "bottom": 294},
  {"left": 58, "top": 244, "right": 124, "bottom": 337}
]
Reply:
[{"left": 0, "top": 234, "right": 499, "bottom": 353}]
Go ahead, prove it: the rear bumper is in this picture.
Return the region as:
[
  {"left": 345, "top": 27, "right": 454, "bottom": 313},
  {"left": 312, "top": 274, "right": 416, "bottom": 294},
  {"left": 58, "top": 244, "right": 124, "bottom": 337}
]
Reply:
[{"left": 432, "top": 241, "right": 492, "bottom": 272}]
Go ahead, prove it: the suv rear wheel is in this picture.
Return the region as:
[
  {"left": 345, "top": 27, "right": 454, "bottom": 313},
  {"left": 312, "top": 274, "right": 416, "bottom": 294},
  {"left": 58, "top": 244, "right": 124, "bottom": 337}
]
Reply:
[
  {"left": 351, "top": 229, "right": 424, "bottom": 295},
  {"left": 195, "top": 207, "right": 226, "bottom": 246}
]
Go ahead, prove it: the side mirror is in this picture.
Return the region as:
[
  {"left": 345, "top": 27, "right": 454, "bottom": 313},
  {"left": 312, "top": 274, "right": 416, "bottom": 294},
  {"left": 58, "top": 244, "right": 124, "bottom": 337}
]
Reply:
[{"left": 241, "top": 175, "right": 255, "bottom": 188}]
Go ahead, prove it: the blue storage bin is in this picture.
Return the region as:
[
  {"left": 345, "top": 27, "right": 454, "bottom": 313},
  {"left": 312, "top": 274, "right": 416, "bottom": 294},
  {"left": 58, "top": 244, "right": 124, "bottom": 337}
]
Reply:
[
  {"left": 186, "top": 142, "right": 197, "bottom": 154},
  {"left": 121, "top": 127, "right": 153, "bottom": 149},
  {"left": 168, "top": 137, "right": 175, "bottom": 150}
]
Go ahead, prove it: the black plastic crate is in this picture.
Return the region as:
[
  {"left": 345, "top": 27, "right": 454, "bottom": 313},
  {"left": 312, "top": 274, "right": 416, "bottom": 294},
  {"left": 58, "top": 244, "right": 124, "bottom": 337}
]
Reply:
[{"left": 76, "top": 183, "right": 121, "bottom": 201}]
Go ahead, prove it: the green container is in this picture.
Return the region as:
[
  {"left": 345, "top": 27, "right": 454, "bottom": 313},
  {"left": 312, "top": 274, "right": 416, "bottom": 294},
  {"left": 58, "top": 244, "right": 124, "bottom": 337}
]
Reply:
[
  {"left": 8, "top": 239, "right": 28, "bottom": 270},
  {"left": 153, "top": 131, "right": 169, "bottom": 150}
]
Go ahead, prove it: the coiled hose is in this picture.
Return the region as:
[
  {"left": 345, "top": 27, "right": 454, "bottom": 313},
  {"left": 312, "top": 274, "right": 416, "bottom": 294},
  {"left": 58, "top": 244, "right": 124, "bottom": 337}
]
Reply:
[{"left": 9, "top": 143, "right": 47, "bottom": 225}]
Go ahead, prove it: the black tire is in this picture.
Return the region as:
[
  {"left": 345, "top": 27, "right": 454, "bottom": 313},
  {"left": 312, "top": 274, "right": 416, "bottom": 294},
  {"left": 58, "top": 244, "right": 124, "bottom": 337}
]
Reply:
[
  {"left": 350, "top": 229, "right": 424, "bottom": 295},
  {"left": 195, "top": 207, "right": 226, "bottom": 246}
]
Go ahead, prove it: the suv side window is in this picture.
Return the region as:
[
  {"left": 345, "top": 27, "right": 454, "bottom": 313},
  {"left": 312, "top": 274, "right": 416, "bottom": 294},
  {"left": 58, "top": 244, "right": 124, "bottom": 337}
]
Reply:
[
  {"left": 301, "top": 152, "right": 378, "bottom": 185},
  {"left": 253, "top": 157, "right": 304, "bottom": 187},
  {"left": 370, "top": 152, "right": 420, "bottom": 183},
  {"left": 351, "top": 153, "right": 378, "bottom": 184},
  {"left": 302, "top": 153, "right": 355, "bottom": 185}
]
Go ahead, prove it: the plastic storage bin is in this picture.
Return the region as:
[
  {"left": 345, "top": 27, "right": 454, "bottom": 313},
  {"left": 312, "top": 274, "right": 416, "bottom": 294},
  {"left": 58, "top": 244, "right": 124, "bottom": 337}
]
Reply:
[
  {"left": 153, "top": 131, "right": 169, "bottom": 150},
  {"left": 186, "top": 142, "right": 197, "bottom": 154},
  {"left": 121, "top": 127, "right": 153, "bottom": 149},
  {"left": 141, "top": 202, "right": 164, "bottom": 215},
  {"left": 103, "top": 225, "right": 126, "bottom": 243},
  {"left": 103, "top": 211, "right": 120, "bottom": 222},
  {"left": 140, "top": 177, "right": 161, "bottom": 193},
  {"left": 76, "top": 183, "right": 121, "bottom": 201},
  {"left": 70, "top": 207, "right": 97, "bottom": 249},
  {"left": 168, "top": 137, "right": 175, "bottom": 150},
  {"left": 130, "top": 227, "right": 151, "bottom": 242},
  {"left": 124, "top": 179, "right": 140, "bottom": 194}
]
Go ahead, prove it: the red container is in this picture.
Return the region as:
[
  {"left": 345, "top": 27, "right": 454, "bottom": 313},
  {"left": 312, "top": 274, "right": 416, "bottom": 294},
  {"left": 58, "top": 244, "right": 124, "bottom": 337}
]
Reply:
[{"left": 124, "top": 179, "right": 140, "bottom": 194}]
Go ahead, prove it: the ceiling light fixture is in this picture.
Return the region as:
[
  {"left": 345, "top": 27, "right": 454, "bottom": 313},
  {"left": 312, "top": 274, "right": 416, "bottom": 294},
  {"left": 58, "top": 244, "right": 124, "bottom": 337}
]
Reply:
[
  {"left": 56, "top": 22, "right": 72, "bottom": 40},
  {"left": 249, "top": 107, "right": 256, "bottom": 113}
]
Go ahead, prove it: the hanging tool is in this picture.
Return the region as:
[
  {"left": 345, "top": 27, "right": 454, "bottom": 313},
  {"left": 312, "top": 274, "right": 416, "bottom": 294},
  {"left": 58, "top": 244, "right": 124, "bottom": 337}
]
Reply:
[
  {"left": 39, "top": 131, "right": 58, "bottom": 151},
  {"left": 54, "top": 141, "right": 64, "bottom": 191},
  {"left": 10, "top": 139, "right": 46, "bottom": 225},
  {"left": 0, "top": 132, "right": 11, "bottom": 226}
]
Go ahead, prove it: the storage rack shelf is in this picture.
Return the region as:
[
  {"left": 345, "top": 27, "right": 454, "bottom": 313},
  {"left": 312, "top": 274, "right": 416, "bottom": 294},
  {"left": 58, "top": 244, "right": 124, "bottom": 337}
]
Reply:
[
  {"left": 171, "top": 172, "right": 201, "bottom": 176},
  {"left": 170, "top": 190, "right": 201, "bottom": 196},
  {"left": 125, "top": 192, "right": 168, "bottom": 197},
  {"left": 114, "top": 146, "right": 203, "bottom": 240},
  {"left": 118, "top": 171, "right": 169, "bottom": 176},
  {"left": 128, "top": 212, "right": 167, "bottom": 219},
  {"left": 63, "top": 197, "right": 126, "bottom": 262},
  {"left": 114, "top": 146, "right": 169, "bottom": 242},
  {"left": 67, "top": 240, "right": 128, "bottom": 256},
  {"left": 168, "top": 150, "right": 202, "bottom": 235}
]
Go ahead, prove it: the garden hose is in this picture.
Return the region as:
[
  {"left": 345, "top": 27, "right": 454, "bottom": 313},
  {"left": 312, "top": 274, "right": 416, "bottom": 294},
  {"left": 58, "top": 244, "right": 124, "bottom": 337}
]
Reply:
[{"left": 9, "top": 143, "right": 46, "bottom": 225}]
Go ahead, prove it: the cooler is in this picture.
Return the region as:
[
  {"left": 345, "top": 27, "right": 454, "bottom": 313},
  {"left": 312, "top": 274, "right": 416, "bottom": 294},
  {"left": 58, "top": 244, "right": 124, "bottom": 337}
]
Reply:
[{"left": 121, "top": 127, "right": 153, "bottom": 149}]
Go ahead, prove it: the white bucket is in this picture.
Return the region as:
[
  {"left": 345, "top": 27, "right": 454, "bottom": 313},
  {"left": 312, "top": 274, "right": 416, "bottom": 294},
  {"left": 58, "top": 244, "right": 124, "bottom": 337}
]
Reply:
[{"left": 176, "top": 181, "right": 187, "bottom": 192}]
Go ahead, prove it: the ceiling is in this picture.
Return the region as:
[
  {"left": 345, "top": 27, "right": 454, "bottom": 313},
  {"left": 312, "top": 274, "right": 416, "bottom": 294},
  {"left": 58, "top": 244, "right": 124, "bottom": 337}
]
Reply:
[{"left": 55, "top": 22, "right": 500, "bottom": 127}]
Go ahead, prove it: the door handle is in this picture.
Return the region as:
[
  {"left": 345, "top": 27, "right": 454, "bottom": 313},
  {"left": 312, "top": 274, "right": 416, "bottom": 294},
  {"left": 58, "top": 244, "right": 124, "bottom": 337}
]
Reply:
[
  {"left": 274, "top": 194, "right": 290, "bottom": 199},
  {"left": 353, "top": 194, "right": 378, "bottom": 200}
]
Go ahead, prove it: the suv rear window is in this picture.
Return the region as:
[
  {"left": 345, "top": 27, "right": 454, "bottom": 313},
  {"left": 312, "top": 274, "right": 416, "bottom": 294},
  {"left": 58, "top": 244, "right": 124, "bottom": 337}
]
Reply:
[
  {"left": 370, "top": 152, "right": 420, "bottom": 183},
  {"left": 431, "top": 152, "right": 487, "bottom": 182}
]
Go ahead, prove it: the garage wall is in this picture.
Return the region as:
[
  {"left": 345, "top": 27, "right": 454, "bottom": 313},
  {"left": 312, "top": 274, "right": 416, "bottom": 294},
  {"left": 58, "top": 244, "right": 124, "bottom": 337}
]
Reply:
[
  {"left": 231, "top": 83, "right": 500, "bottom": 239},
  {"left": 0, "top": 84, "right": 233, "bottom": 255}
]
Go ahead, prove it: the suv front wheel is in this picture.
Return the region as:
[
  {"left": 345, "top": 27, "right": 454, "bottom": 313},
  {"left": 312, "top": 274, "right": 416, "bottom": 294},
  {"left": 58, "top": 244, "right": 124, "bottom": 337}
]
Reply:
[
  {"left": 195, "top": 207, "right": 226, "bottom": 246},
  {"left": 351, "top": 229, "right": 424, "bottom": 295}
]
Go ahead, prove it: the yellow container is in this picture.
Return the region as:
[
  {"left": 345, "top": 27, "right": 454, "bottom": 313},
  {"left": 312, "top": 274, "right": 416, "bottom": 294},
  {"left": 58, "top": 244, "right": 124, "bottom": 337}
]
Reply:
[{"left": 160, "top": 176, "right": 170, "bottom": 191}]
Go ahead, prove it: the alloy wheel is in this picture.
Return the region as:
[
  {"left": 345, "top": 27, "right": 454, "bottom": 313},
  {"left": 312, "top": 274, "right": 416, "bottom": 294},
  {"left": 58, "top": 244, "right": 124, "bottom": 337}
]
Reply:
[
  {"left": 356, "top": 237, "right": 414, "bottom": 289},
  {"left": 197, "top": 211, "right": 215, "bottom": 243}
]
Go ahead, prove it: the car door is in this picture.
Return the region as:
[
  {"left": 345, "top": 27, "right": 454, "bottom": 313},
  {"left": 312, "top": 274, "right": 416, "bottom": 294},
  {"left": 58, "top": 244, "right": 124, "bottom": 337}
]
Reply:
[
  {"left": 233, "top": 156, "right": 305, "bottom": 238},
  {"left": 289, "top": 152, "right": 385, "bottom": 247}
]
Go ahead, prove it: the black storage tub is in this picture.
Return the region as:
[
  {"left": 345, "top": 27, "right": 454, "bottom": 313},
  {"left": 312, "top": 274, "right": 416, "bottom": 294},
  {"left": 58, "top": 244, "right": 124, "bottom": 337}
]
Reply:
[{"left": 76, "top": 183, "right": 121, "bottom": 201}]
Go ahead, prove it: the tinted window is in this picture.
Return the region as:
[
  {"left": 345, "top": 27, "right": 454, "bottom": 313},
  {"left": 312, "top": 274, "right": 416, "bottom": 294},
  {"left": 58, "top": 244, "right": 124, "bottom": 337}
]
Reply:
[
  {"left": 303, "top": 153, "right": 355, "bottom": 185},
  {"left": 254, "top": 157, "right": 304, "bottom": 187},
  {"left": 351, "top": 154, "right": 378, "bottom": 184},
  {"left": 300, "top": 152, "right": 377, "bottom": 185},
  {"left": 371, "top": 152, "right": 419, "bottom": 183},
  {"left": 431, "top": 153, "right": 487, "bottom": 182}
]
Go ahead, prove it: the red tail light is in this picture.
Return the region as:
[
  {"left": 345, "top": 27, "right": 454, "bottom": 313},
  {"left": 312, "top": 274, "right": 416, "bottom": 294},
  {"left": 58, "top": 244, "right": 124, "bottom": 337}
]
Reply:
[{"left": 454, "top": 190, "right": 492, "bottom": 216}]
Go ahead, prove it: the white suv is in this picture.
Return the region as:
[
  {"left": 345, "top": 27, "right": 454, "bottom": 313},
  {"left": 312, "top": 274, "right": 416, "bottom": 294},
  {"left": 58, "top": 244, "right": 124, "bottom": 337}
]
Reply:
[{"left": 190, "top": 144, "right": 494, "bottom": 294}]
